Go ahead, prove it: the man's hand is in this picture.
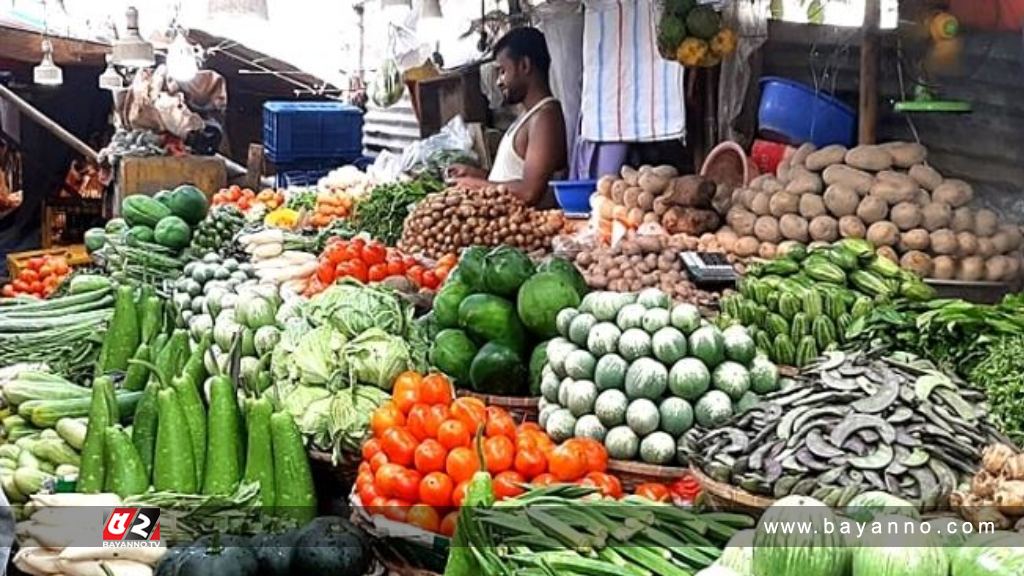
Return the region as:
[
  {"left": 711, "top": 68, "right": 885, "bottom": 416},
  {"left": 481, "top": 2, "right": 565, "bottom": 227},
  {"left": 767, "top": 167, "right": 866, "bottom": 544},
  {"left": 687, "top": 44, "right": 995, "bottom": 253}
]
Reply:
[{"left": 446, "top": 164, "right": 487, "bottom": 180}]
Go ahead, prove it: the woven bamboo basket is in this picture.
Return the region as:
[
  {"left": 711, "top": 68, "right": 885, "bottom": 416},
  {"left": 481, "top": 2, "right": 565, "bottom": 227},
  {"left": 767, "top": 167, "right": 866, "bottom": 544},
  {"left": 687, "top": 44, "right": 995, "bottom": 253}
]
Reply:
[
  {"left": 690, "top": 465, "right": 775, "bottom": 517},
  {"left": 309, "top": 449, "right": 360, "bottom": 497},
  {"left": 606, "top": 459, "right": 691, "bottom": 492},
  {"left": 456, "top": 389, "right": 539, "bottom": 422},
  {"left": 350, "top": 492, "right": 450, "bottom": 574}
]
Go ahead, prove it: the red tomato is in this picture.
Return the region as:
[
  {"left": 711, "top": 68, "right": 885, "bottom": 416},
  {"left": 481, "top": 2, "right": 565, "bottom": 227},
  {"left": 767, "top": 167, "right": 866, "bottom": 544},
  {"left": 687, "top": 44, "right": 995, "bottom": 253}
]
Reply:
[
  {"left": 634, "top": 483, "right": 671, "bottom": 502},
  {"left": 316, "top": 260, "right": 335, "bottom": 284},
  {"left": 492, "top": 470, "right": 526, "bottom": 500},
  {"left": 361, "top": 242, "right": 387, "bottom": 266},
  {"left": 368, "top": 263, "right": 389, "bottom": 282},
  {"left": 38, "top": 264, "right": 54, "bottom": 279},
  {"left": 18, "top": 269, "right": 39, "bottom": 283},
  {"left": 347, "top": 259, "right": 369, "bottom": 283},
  {"left": 406, "top": 265, "right": 425, "bottom": 286},
  {"left": 386, "top": 260, "right": 406, "bottom": 277},
  {"left": 392, "top": 469, "right": 422, "bottom": 502},
  {"left": 421, "top": 271, "right": 440, "bottom": 290},
  {"left": 341, "top": 243, "right": 362, "bottom": 262},
  {"left": 402, "top": 256, "right": 418, "bottom": 269},
  {"left": 1, "top": 285, "right": 14, "bottom": 297},
  {"left": 27, "top": 257, "right": 44, "bottom": 271},
  {"left": 28, "top": 281, "right": 44, "bottom": 294}
]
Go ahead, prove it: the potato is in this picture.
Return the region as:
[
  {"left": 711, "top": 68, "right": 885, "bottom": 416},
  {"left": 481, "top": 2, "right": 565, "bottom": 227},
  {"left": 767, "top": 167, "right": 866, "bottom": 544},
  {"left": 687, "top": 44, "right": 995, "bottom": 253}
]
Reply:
[
  {"left": 957, "top": 231, "right": 979, "bottom": 256},
  {"left": 952, "top": 207, "right": 975, "bottom": 233},
  {"left": 612, "top": 204, "right": 629, "bottom": 222},
  {"left": 620, "top": 165, "right": 639, "bottom": 186},
  {"left": 914, "top": 189, "right": 931, "bottom": 207},
  {"left": 977, "top": 237, "right": 996, "bottom": 258},
  {"left": 823, "top": 164, "right": 874, "bottom": 195},
  {"left": 856, "top": 196, "right": 889, "bottom": 225},
  {"left": 652, "top": 165, "right": 679, "bottom": 179},
  {"left": 611, "top": 180, "right": 629, "bottom": 204},
  {"left": 713, "top": 184, "right": 734, "bottom": 214},
  {"left": 880, "top": 141, "right": 927, "bottom": 168},
  {"left": 958, "top": 256, "right": 986, "bottom": 281},
  {"left": 785, "top": 168, "right": 824, "bottom": 195},
  {"left": 753, "top": 215, "right": 782, "bottom": 243},
  {"left": 984, "top": 255, "right": 1010, "bottom": 282},
  {"left": 998, "top": 225, "right": 1023, "bottom": 251},
  {"left": 653, "top": 196, "right": 670, "bottom": 216},
  {"left": 716, "top": 228, "right": 739, "bottom": 252},
  {"left": 823, "top": 184, "right": 860, "bottom": 217},
  {"left": 932, "top": 255, "right": 957, "bottom": 279},
  {"left": 921, "top": 202, "right": 952, "bottom": 231},
  {"left": 930, "top": 229, "right": 958, "bottom": 255},
  {"left": 762, "top": 177, "right": 784, "bottom": 193},
  {"left": 726, "top": 208, "right": 756, "bottom": 236},
  {"left": 733, "top": 236, "right": 761, "bottom": 257},
  {"left": 626, "top": 207, "right": 645, "bottom": 227},
  {"left": 909, "top": 163, "right": 943, "bottom": 191},
  {"left": 890, "top": 201, "right": 922, "bottom": 231},
  {"left": 637, "top": 191, "right": 655, "bottom": 211},
  {"left": 749, "top": 174, "right": 773, "bottom": 191},
  {"left": 790, "top": 143, "right": 817, "bottom": 169},
  {"left": 975, "top": 209, "right": 999, "bottom": 237},
  {"left": 839, "top": 215, "right": 867, "bottom": 239},
  {"left": 639, "top": 173, "right": 670, "bottom": 195},
  {"left": 769, "top": 192, "right": 800, "bottom": 217},
  {"left": 845, "top": 145, "right": 894, "bottom": 171},
  {"left": 642, "top": 212, "right": 660, "bottom": 224},
  {"left": 734, "top": 187, "right": 753, "bottom": 209},
  {"left": 1006, "top": 254, "right": 1022, "bottom": 281},
  {"left": 597, "top": 176, "right": 616, "bottom": 197},
  {"left": 899, "top": 229, "right": 931, "bottom": 252},
  {"left": 623, "top": 187, "right": 642, "bottom": 209},
  {"left": 866, "top": 221, "right": 899, "bottom": 247},
  {"left": 876, "top": 245, "right": 899, "bottom": 263},
  {"left": 932, "top": 179, "right": 973, "bottom": 208},
  {"left": 666, "top": 175, "right": 715, "bottom": 208},
  {"left": 779, "top": 214, "right": 810, "bottom": 242},
  {"left": 751, "top": 192, "right": 772, "bottom": 216},
  {"left": 758, "top": 242, "right": 778, "bottom": 259},
  {"left": 805, "top": 144, "right": 847, "bottom": 171},
  {"left": 799, "top": 194, "right": 827, "bottom": 219},
  {"left": 805, "top": 215, "right": 837, "bottom": 242},
  {"left": 900, "top": 250, "right": 933, "bottom": 278}
]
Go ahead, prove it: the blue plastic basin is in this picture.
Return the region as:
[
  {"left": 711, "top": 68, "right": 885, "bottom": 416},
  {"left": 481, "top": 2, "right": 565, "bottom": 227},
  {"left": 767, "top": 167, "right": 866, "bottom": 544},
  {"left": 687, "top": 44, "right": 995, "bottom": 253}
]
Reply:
[
  {"left": 758, "top": 77, "right": 856, "bottom": 148},
  {"left": 551, "top": 180, "right": 597, "bottom": 215}
]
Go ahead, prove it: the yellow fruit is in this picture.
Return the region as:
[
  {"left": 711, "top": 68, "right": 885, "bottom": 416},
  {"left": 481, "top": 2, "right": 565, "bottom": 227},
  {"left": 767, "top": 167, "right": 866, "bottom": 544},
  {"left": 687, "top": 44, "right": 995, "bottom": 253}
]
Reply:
[
  {"left": 676, "top": 38, "right": 709, "bottom": 67},
  {"left": 710, "top": 28, "right": 738, "bottom": 57}
]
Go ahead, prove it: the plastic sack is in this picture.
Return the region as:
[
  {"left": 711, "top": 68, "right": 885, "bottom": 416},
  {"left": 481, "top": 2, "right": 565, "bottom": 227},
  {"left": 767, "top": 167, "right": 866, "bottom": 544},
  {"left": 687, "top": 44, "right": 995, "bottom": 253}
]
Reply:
[{"left": 400, "top": 115, "right": 478, "bottom": 179}]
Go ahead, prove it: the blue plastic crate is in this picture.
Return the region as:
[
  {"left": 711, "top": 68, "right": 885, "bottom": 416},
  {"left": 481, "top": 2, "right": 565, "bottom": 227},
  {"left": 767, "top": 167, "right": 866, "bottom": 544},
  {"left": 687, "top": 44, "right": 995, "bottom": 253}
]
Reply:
[{"left": 263, "top": 101, "right": 364, "bottom": 164}]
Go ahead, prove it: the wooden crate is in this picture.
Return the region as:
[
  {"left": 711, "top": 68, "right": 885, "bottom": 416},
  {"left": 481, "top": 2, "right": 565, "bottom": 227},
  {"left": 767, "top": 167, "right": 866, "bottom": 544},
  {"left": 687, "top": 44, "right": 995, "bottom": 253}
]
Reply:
[
  {"left": 117, "top": 156, "right": 227, "bottom": 200},
  {"left": 7, "top": 245, "right": 89, "bottom": 277}
]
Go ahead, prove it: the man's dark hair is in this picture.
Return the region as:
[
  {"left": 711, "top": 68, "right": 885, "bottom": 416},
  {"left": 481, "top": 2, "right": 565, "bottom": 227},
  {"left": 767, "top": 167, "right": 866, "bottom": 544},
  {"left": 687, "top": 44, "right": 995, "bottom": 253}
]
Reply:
[{"left": 493, "top": 27, "right": 551, "bottom": 78}]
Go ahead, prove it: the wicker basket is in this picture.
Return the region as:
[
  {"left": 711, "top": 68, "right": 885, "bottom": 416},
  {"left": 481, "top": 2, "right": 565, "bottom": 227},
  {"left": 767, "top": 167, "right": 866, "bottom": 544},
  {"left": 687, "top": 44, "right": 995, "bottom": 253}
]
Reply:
[
  {"left": 309, "top": 449, "right": 360, "bottom": 500},
  {"left": 350, "top": 492, "right": 450, "bottom": 574},
  {"left": 690, "top": 465, "right": 775, "bottom": 516},
  {"left": 606, "top": 459, "right": 691, "bottom": 492},
  {"left": 456, "top": 389, "right": 539, "bottom": 422}
]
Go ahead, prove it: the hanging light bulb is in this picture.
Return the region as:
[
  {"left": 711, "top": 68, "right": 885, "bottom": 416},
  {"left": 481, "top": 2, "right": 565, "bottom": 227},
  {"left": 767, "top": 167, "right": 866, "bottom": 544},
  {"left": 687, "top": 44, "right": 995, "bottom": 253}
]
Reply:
[
  {"left": 112, "top": 6, "right": 155, "bottom": 68},
  {"left": 33, "top": 39, "right": 63, "bottom": 86},
  {"left": 166, "top": 31, "right": 199, "bottom": 82},
  {"left": 98, "top": 55, "right": 123, "bottom": 90},
  {"left": 382, "top": 0, "right": 412, "bottom": 21},
  {"left": 418, "top": 0, "right": 443, "bottom": 44}
]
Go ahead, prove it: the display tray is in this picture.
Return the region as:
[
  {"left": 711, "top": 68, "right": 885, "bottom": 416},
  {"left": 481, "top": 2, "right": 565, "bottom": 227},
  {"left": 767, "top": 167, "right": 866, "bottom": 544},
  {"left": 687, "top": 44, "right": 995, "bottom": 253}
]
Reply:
[
  {"left": 925, "top": 279, "right": 1015, "bottom": 304},
  {"left": 455, "top": 389, "right": 539, "bottom": 422},
  {"left": 690, "top": 465, "right": 776, "bottom": 516},
  {"left": 606, "top": 459, "right": 690, "bottom": 492},
  {"left": 350, "top": 493, "right": 450, "bottom": 575}
]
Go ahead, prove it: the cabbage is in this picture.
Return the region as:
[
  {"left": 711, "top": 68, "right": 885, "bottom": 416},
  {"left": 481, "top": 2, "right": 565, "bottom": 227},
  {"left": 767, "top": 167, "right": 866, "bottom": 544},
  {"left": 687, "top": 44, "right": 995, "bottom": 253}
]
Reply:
[
  {"left": 306, "top": 280, "right": 412, "bottom": 339},
  {"left": 292, "top": 326, "right": 347, "bottom": 386},
  {"left": 343, "top": 328, "right": 413, "bottom": 390},
  {"left": 282, "top": 386, "right": 331, "bottom": 420}
]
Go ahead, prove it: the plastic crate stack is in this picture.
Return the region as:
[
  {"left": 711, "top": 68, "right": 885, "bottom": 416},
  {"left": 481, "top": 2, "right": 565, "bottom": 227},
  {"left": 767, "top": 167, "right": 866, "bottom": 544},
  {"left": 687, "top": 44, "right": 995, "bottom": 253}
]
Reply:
[{"left": 263, "top": 101, "right": 364, "bottom": 188}]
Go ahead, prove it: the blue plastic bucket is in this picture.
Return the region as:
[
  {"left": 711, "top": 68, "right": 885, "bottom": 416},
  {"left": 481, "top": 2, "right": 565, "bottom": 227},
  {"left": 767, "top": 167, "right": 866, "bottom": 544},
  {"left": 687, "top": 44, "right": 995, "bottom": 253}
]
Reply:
[
  {"left": 758, "top": 77, "right": 856, "bottom": 148},
  {"left": 551, "top": 180, "right": 598, "bottom": 215}
]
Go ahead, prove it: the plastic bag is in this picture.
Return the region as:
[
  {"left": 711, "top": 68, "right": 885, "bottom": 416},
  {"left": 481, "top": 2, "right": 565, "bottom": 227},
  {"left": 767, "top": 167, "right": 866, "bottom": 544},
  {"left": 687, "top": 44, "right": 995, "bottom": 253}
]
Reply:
[
  {"left": 399, "top": 115, "right": 478, "bottom": 178},
  {"left": 371, "top": 27, "right": 408, "bottom": 108}
]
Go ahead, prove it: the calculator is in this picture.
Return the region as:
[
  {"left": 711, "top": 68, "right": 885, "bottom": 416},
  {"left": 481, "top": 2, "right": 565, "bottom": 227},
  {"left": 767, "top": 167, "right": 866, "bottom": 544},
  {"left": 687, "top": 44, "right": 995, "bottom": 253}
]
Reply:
[{"left": 680, "top": 251, "right": 738, "bottom": 284}]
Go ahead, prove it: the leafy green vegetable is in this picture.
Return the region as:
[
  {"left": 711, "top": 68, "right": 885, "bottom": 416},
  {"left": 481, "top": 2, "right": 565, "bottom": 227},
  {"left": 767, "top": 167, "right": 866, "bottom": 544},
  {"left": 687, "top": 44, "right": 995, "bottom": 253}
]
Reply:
[
  {"left": 306, "top": 280, "right": 413, "bottom": 340},
  {"left": 971, "top": 336, "right": 1024, "bottom": 443},
  {"left": 292, "top": 326, "right": 348, "bottom": 387},
  {"left": 343, "top": 328, "right": 413, "bottom": 391},
  {"left": 349, "top": 178, "right": 443, "bottom": 245}
]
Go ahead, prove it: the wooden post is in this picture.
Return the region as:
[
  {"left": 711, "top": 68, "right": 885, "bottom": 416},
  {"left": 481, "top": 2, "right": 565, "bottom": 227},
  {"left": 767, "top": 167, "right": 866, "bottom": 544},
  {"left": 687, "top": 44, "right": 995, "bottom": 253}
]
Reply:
[
  {"left": 859, "top": 0, "right": 881, "bottom": 144},
  {"left": 246, "top": 144, "right": 265, "bottom": 190}
]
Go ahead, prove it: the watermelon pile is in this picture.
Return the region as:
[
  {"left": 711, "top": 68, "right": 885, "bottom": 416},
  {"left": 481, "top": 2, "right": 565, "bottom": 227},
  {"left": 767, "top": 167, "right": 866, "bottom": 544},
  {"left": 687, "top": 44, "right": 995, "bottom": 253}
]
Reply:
[{"left": 536, "top": 288, "right": 781, "bottom": 466}]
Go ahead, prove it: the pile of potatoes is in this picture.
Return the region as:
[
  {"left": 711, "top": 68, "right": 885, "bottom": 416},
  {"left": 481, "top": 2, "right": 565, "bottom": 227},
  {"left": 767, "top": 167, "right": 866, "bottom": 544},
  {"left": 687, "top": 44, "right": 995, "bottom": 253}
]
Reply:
[
  {"left": 720, "top": 141, "right": 1023, "bottom": 282},
  {"left": 573, "top": 232, "right": 718, "bottom": 304},
  {"left": 592, "top": 165, "right": 722, "bottom": 236}
]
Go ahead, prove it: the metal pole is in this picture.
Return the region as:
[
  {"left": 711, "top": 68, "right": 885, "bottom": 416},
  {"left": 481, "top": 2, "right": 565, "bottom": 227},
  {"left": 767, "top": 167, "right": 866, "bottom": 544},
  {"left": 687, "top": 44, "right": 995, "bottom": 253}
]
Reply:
[{"left": 0, "top": 83, "right": 100, "bottom": 162}]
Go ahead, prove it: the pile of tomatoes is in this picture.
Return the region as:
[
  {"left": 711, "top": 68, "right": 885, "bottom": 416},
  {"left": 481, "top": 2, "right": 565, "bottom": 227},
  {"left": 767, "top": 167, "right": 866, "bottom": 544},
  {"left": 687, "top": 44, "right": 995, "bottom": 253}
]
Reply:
[
  {"left": 356, "top": 372, "right": 618, "bottom": 536},
  {"left": 2, "top": 255, "right": 71, "bottom": 298},
  {"left": 307, "top": 237, "right": 457, "bottom": 296},
  {"left": 211, "top": 186, "right": 285, "bottom": 213}
]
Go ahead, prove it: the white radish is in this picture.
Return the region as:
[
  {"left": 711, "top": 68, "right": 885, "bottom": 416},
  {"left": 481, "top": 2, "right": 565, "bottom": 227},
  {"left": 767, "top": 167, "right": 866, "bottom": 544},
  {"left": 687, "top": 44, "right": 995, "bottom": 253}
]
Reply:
[
  {"left": 58, "top": 559, "right": 153, "bottom": 576},
  {"left": 59, "top": 546, "right": 167, "bottom": 565}
]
